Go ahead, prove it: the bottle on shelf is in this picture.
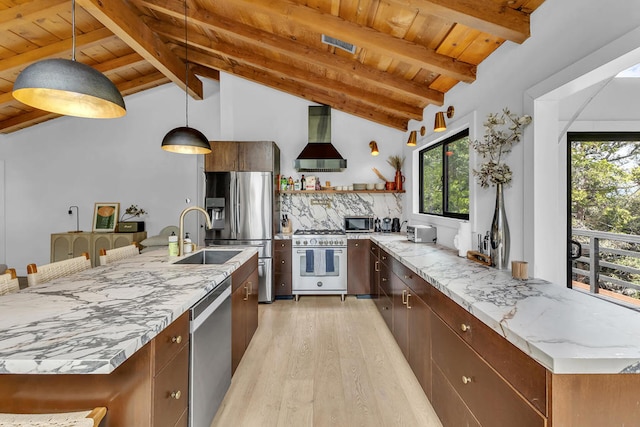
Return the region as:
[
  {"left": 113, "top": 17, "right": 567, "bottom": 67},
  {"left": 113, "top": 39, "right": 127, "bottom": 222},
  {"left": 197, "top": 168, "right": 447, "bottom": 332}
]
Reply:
[{"left": 300, "top": 174, "right": 306, "bottom": 191}]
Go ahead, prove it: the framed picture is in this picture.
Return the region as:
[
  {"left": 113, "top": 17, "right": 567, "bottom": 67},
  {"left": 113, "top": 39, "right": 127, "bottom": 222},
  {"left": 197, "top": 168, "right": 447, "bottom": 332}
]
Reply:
[{"left": 92, "top": 203, "right": 119, "bottom": 232}]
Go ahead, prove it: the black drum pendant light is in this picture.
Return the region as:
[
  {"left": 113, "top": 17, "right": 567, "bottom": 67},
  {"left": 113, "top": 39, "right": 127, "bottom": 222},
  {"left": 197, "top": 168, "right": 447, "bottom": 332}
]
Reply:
[
  {"left": 12, "top": 0, "right": 125, "bottom": 119},
  {"left": 161, "top": 1, "right": 211, "bottom": 154}
]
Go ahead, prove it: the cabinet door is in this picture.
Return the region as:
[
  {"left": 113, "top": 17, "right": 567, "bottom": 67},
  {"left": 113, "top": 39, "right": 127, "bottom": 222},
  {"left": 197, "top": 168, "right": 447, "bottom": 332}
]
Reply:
[
  {"left": 408, "top": 293, "right": 432, "bottom": 399},
  {"left": 274, "top": 240, "right": 292, "bottom": 296},
  {"left": 51, "top": 234, "right": 72, "bottom": 262},
  {"left": 205, "top": 141, "right": 237, "bottom": 171},
  {"left": 369, "top": 244, "right": 379, "bottom": 298},
  {"left": 347, "top": 240, "right": 370, "bottom": 295},
  {"left": 92, "top": 234, "right": 112, "bottom": 267},
  {"left": 231, "top": 285, "right": 246, "bottom": 375},
  {"left": 245, "top": 267, "right": 259, "bottom": 347},
  {"left": 237, "top": 141, "right": 273, "bottom": 171},
  {"left": 391, "top": 274, "right": 409, "bottom": 358}
]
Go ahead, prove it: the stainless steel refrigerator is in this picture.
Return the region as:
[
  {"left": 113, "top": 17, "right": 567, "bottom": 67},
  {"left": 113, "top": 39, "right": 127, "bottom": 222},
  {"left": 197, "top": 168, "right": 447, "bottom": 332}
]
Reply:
[{"left": 204, "top": 171, "right": 276, "bottom": 303}]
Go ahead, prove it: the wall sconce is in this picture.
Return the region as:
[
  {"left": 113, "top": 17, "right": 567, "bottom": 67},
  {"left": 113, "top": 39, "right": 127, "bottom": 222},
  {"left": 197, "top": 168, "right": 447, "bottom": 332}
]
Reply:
[
  {"left": 369, "top": 140, "right": 379, "bottom": 156},
  {"left": 406, "top": 126, "right": 426, "bottom": 146},
  {"left": 434, "top": 106, "right": 455, "bottom": 132}
]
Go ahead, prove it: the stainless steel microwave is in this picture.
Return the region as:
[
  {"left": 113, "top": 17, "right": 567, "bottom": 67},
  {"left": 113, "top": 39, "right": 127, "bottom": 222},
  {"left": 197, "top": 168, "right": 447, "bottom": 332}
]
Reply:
[{"left": 344, "top": 216, "right": 374, "bottom": 233}]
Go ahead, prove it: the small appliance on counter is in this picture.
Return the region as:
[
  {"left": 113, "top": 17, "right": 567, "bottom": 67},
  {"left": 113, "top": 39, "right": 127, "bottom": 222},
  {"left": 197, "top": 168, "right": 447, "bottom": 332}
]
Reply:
[
  {"left": 344, "top": 216, "right": 374, "bottom": 233},
  {"left": 381, "top": 217, "right": 392, "bottom": 232},
  {"left": 407, "top": 224, "right": 437, "bottom": 243}
]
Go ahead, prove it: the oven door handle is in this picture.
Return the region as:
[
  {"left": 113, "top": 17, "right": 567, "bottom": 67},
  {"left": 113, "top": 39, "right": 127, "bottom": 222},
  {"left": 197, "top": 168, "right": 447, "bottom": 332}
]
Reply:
[{"left": 295, "top": 249, "right": 344, "bottom": 254}]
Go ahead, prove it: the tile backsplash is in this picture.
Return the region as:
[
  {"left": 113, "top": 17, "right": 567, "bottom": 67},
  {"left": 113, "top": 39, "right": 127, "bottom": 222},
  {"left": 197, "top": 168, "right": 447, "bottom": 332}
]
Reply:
[{"left": 280, "top": 192, "right": 403, "bottom": 231}]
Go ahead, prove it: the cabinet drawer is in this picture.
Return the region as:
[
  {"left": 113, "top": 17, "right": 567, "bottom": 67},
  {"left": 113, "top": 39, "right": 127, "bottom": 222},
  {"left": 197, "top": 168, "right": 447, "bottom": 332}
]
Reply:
[
  {"left": 154, "top": 312, "right": 189, "bottom": 375},
  {"left": 432, "top": 362, "right": 481, "bottom": 427},
  {"left": 275, "top": 240, "right": 291, "bottom": 250},
  {"left": 274, "top": 253, "right": 291, "bottom": 274},
  {"left": 274, "top": 272, "right": 292, "bottom": 295},
  {"left": 389, "top": 257, "right": 430, "bottom": 301},
  {"left": 430, "top": 288, "right": 547, "bottom": 415},
  {"left": 379, "top": 261, "right": 392, "bottom": 296},
  {"left": 153, "top": 344, "right": 189, "bottom": 427},
  {"left": 376, "top": 287, "right": 393, "bottom": 330},
  {"left": 370, "top": 242, "right": 379, "bottom": 258},
  {"left": 432, "top": 316, "right": 545, "bottom": 427}
]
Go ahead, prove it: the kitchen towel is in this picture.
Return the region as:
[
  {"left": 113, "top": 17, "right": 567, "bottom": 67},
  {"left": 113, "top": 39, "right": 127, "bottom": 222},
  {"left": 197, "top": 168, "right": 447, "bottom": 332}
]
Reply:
[
  {"left": 313, "top": 249, "right": 326, "bottom": 275},
  {"left": 306, "top": 249, "right": 314, "bottom": 273},
  {"left": 326, "top": 249, "right": 335, "bottom": 273}
]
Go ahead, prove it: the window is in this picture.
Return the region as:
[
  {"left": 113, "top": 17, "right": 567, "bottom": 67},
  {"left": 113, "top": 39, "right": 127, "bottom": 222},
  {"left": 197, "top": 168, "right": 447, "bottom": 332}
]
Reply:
[{"left": 419, "top": 129, "right": 469, "bottom": 219}]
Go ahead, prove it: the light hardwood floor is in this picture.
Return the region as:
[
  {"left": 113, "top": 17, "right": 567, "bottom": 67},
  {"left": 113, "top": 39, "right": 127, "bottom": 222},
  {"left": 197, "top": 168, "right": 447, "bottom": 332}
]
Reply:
[{"left": 212, "top": 296, "right": 443, "bottom": 427}]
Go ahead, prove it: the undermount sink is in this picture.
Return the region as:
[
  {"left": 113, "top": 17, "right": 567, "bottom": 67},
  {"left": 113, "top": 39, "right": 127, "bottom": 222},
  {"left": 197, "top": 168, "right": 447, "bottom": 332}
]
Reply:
[{"left": 174, "top": 249, "right": 242, "bottom": 265}]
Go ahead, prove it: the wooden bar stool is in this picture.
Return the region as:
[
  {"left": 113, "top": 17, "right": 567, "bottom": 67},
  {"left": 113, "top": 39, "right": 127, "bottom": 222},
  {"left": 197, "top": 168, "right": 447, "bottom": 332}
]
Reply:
[
  {"left": 99, "top": 242, "right": 140, "bottom": 266},
  {"left": 0, "top": 268, "right": 19, "bottom": 296},
  {"left": 26, "top": 253, "right": 92, "bottom": 287},
  {"left": 0, "top": 406, "right": 106, "bottom": 426}
]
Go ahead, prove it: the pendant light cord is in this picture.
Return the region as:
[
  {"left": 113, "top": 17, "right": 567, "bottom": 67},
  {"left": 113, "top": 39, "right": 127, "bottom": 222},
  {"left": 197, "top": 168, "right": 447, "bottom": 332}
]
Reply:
[
  {"left": 184, "top": 0, "right": 189, "bottom": 127},
  {"left": 71, "top": 0, "right": 76, "bottom": 61}
]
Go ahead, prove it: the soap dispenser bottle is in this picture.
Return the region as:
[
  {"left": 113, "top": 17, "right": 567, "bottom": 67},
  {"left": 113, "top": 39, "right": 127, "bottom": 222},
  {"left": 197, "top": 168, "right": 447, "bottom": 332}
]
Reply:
[
  {"left": 168, "top": 231, "right": 179, "bottom": 256},
  {"left": 183, "top": 232, "right": 193, "bottom": 254}
]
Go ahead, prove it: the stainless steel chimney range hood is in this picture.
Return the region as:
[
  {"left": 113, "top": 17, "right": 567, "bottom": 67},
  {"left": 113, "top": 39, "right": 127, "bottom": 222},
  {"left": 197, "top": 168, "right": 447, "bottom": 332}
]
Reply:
[{"left": 294, "top": 105, "right": 347, "bottom": 172}]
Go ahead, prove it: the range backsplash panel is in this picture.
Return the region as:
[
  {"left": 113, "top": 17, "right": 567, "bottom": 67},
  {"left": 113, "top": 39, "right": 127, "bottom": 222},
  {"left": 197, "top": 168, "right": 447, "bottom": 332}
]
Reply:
[{"left": 280, "top": 193, "right": 403, "bottom": 231}]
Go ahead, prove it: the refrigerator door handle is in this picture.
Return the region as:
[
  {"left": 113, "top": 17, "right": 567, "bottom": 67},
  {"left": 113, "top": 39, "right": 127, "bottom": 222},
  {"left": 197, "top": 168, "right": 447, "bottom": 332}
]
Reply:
[{"left": 230, "top": 172, "right": 237, "bottom": 239}]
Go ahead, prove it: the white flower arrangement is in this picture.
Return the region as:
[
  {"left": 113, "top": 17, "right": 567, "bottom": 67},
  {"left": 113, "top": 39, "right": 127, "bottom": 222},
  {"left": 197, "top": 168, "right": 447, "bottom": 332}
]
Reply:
[{"left": 471, "top": 108, "right": 532, "bottom": 188}]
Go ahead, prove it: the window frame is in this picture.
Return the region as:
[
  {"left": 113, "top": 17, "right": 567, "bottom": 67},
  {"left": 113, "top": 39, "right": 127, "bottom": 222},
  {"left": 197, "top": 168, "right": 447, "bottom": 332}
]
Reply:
[{"left": 418, "top": 128, "right": 470, "bottom": 220}]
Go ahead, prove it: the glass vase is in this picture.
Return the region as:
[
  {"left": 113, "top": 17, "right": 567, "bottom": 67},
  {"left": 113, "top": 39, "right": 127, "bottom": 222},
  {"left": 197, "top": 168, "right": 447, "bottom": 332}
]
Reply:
[{"left": 490, "top": 183, "right": 510, "bottom": 269}]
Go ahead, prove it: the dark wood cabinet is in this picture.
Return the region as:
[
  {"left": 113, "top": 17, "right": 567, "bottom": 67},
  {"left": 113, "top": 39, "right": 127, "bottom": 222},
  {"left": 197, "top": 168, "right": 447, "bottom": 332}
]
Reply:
[
  {"left": 231, "top": 253, "right": 259, "bottom": 374},
  {"left": 273, "top": 240, "right": 292, "bottom": 296},
  {"left": 205, "top": 141, "right": 280, "bottom": 172},
  {"left": 369, "top": 242, "right": 380, "bottom": 299},
  {"left": 431, "top": 314, "right": 545, "bottom": 427},
  {"left": 347, "top": 239, "right": 370, "bottom": 295}
]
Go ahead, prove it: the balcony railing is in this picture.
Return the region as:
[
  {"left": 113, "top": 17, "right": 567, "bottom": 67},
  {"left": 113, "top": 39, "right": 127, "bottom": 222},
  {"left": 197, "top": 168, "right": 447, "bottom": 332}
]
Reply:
[{"left": 571, "top": 228, "right": 640, "bottom": 307}]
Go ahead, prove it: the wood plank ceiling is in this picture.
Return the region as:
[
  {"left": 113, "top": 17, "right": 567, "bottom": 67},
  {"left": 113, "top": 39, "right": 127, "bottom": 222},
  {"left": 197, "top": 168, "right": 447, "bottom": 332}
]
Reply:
[{"left": 0, "top": 0, "right": 545, "bottom": 134}]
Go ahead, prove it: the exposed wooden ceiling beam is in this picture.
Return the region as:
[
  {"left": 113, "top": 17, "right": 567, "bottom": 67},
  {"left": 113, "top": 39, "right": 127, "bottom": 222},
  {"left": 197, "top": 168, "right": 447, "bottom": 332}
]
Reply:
[
  {"left": 170, "top": 40, "right": 424, "bottom": 121},
  {"left": 76, "top": 0, "right": 203, "bottom": 100},
  {"left": 140, "top": 0, "right": 442, "bottom": 106},
  {"left": 0, "top": 109, "right": 58, "bottom": 134},
  {"left": 220, "top": 0, "right": 476, "bottom": 83},
  {"left": 185, "top": 50, "right": 409, "bottom": 130},
  {"left": 393, "top": 0, "right": 531, "bottom": 43}
]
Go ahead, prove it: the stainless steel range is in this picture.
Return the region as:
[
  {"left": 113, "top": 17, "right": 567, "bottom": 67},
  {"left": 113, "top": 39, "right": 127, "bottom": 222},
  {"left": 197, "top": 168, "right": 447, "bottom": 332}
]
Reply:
[{"left": 291, "top": 229, "right": 347, "bottom": 301}]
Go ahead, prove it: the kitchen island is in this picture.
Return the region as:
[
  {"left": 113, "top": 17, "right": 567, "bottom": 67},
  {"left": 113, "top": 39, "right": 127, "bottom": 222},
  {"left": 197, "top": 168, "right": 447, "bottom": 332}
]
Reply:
[
  {"left": 366, "top": 233, "right": 640, "bottom": 426},
  {"left": 0, "top": 247, "right": 258, "bottom": 427}
]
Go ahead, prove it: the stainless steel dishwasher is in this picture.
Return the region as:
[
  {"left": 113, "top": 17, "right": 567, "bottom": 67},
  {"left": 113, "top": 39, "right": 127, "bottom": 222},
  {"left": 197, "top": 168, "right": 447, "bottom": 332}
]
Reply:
[{"left": 189, "top": 276, "right": 232, "bottom": 427}]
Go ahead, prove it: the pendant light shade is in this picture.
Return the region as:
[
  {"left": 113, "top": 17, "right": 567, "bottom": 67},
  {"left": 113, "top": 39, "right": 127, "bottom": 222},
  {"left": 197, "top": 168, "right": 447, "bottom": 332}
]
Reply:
[
  {"left": 434, "top": 112, "right": 446, "bottom": 132},
  {"left": 406, "top": 130, "right": 417, "bottom": 146},
  {"left": 161, "top": 126, "right": 211, "bottom": 154},
  {"left": 13, "top": 58, "right": 126, "bottom": 118},
  {"left": 369, "top": 140, "right": 379, "bottom": 156},
  {"left": 161, "top": 0, "right": 209, "bottom": 154}
]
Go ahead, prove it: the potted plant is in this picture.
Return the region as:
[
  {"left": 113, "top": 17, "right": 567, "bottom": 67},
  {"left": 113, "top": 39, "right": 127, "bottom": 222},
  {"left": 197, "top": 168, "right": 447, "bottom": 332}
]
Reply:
[
  {"left": 117, "top": 204, "right": 147, "bottom": 233},
  {"left": 471, "top": 108, "right": 532, "bottom": 269},
  {"left": 387, "top": 155, "right": 405, "bottom": 191}
]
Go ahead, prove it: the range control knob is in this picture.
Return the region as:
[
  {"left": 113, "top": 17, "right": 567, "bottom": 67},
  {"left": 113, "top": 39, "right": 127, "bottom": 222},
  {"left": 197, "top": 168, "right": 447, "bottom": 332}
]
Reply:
[
  {"left": 310, "top": 238, "right": 317, "bottom": 245},
  {"left": 303, "top": 240, "right": 308, "bottom": 245}
]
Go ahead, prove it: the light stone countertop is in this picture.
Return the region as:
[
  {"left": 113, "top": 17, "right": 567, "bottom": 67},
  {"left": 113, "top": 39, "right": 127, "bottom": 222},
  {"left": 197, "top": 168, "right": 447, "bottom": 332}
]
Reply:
[
  {"left": 0, "top": 247, "right": 258, "bottom": 375},
  {"left": 371, "top": 234, "right": 640, "bottom": 375}
]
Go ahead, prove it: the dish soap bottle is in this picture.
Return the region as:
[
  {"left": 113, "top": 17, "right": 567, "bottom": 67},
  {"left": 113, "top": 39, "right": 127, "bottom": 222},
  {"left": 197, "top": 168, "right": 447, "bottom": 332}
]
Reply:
[
  {"left": 168, "top": 231, "right": 179, "bottom": 256},
  {"left": 183, "top": 232, "right": 193, "bottom": 254}
]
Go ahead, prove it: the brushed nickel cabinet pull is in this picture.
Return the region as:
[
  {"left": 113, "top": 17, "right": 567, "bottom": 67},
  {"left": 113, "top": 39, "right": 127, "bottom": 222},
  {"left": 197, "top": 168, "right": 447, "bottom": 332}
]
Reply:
[
  {"left": 406, "top": 292, "right": 412, "bottom": 309},
  {"left": 375, "top": 261, "right": 380, "bottom": 271},
  {"left": 402, "top": 289, "right": 407, "bottom": 305},
  {"left": 244, "top": 286, "right": 249, "bottom": 301}
]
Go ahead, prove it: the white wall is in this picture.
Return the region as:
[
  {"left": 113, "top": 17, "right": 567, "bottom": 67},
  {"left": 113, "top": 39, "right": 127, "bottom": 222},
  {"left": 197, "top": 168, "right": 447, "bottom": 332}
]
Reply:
[
  {"left": 400, "top": 0, "right": 640, "bottom": 281},
  {"left": 0, "top": 79, "right": 221, "bottom": 274}
]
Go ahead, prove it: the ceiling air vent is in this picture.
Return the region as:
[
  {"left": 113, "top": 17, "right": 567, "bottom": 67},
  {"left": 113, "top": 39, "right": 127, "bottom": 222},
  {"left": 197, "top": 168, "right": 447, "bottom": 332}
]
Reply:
[{"left": 321, "top": 34, "right": 356, "bottom": 54}]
